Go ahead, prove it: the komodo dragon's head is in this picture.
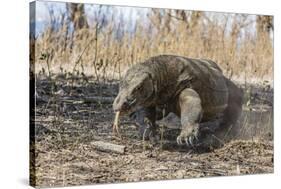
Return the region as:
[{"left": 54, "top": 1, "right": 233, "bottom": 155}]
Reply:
[{"left": 113, "top": 68, "right": 154, "bottom": 115}]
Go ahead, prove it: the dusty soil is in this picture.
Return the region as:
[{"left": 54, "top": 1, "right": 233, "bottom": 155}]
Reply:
[{"left": 31, "top": 75, "right": 273, "bottom": 187}]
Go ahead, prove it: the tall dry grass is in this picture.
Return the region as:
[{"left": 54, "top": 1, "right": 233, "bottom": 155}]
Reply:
[{"left": 32, "top": 5, "right": 273, "bottom": 84}]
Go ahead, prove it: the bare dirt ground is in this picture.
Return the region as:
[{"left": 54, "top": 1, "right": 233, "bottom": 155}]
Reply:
[{"left": 31, "top": 74, "right": 273, "bottom": 187}]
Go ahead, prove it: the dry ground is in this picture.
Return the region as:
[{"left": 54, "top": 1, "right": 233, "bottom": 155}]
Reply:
[{"left": 31, "top": 74, "right": 273, "bottom": 187}]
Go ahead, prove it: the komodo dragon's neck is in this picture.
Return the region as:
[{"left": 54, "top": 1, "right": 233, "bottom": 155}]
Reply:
[{"left": 143, "top": 59, "right": 181, "bottom": 105}]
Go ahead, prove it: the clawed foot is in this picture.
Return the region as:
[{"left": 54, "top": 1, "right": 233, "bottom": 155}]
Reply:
[
  {"left": 138, "top": 117, "right": 156, "bottom": 140},
  {"left": 176, "top": 125, "right": 199, "bottom": 146}
]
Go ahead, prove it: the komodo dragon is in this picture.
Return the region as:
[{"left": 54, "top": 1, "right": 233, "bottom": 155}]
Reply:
[{"left": 113, "top": 55, "right": 243, "bottom": 147}]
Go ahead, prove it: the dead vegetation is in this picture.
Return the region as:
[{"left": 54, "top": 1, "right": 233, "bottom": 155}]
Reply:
[
  {"left": 33, "top": 3, "right": 273, "bottom": 82},
  {"left": 30, "top": 2, "right": 274, "bottom": 188},
  {"left": 30, "top": 76, "right": 273, "bottom": 187}
]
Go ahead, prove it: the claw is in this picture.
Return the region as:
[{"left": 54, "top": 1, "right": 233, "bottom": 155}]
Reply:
[
  {"left": 179, "top": 137, "right": 183, "bottom": 145},
  {"left": 142, "top": 126, "right": 151, "bottom": 141},
  {"left": 177, "top": 136, "right": 182, "bottom": 145},
  {"left": 194, "top": 134, "right": 199, "bottom": 142},
  {"left": 185, "top": 137, "right": 189, "bottom": 145},
  {"left": 189, "top": 136, "right": 194, "bottom": 146},
  {"left": 148, "top": 130, "right": 153, "bottom": 138}
]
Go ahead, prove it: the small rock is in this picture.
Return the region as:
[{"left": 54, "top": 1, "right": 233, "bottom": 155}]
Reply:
[{"left": 175, "top": 170, "right": 185, "bottom": 179}]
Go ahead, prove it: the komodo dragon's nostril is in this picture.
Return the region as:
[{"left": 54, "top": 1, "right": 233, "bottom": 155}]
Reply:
[{"left": 122, "top": 101, "right": 129, "bottom": 109}]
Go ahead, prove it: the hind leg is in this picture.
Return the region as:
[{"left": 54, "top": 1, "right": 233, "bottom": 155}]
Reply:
[
  {"left": 199, "top": 80, "right": 243, "bottom": 148},
  {"left": 218, "top": 79, "right": 243, "bottom": 140},
  {"left": 176, "top": 88, "right": 203, "bottom": 146},
  {"left": 217, "top": 103, "right": 242, "bottom": 141}
]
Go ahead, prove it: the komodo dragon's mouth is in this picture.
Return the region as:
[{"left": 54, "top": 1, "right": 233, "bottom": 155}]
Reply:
[
  {"left": 115, "top": 98, "right": 137, "bottom": 114},
  {"left": 112, "top": 98, "right": 138, "bottom": 137}
]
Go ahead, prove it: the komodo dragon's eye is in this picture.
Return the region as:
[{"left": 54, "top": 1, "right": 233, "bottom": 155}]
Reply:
[{"left": 135, "top": 85, "right": 143, "bottom": 91}]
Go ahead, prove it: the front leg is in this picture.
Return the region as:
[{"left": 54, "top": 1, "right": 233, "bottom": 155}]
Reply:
[
  {"left": 130, "top": 107, "right": 157, "bottom": 140},
  {"left": 177, "top": 88, "right": 202, "bottom": 146}
]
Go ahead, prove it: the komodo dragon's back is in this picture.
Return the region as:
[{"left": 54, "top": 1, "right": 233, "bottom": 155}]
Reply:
[
  {"left": 142, "top": 55, "right": 229, "bottom": 120},
  {"left": 174, "top": 56, "right": 229, "bottom": 120}
]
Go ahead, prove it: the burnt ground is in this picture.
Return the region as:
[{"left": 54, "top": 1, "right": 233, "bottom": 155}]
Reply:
[{"left": 31, "top": 74, "right": 273, "bottom": 187}]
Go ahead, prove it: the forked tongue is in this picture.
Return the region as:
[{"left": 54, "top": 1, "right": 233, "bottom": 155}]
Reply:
[{"left": 113, "top": 111, "right": 121, "bottom": 136}]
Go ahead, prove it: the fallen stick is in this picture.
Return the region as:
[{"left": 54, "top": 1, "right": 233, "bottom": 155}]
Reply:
[
  {"left": 61, "top": 96, "right": 114, "bottom": 104},
  {"left": 92, "top": 141, "right": 126, "bottom": 154}
]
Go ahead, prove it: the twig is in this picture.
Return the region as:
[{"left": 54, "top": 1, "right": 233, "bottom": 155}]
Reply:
[
  {"left": 188, "top": 167, "right": 227, "bottom": 175},
  {"left": 72, "top": 37, "right": 94, "bottom": 73},
  {"left": 167, "top": 12, "right": 186, "bottom": 22}
]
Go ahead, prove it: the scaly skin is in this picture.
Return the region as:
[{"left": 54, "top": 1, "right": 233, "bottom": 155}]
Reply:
[{"left": 113, "top": 55, "right": 243, "bottom": 147}]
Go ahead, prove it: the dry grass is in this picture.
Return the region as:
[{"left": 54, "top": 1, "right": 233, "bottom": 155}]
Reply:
[{"left": 32, "top": 6, "right": 273, "bottom": 83}]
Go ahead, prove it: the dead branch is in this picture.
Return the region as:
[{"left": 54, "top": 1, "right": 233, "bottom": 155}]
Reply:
[
  {"left": 167, "top": 12, "right": 186, "bottom": 22},
  {"left": 92, "top": 141, "right": 126, "bottom": 154},
  {"left": 61, "top": 96, "right": 114, "bottom": 104}
]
